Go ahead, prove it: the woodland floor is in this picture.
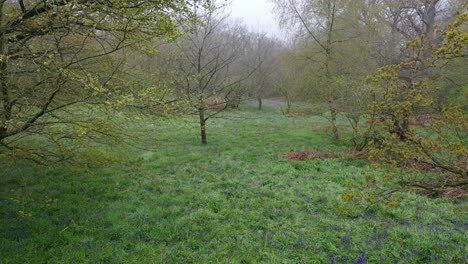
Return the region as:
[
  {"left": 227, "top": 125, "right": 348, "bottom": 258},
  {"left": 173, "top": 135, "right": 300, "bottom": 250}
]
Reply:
[{"left": 1, "top": 102, "right": 467, "bottom": 263}]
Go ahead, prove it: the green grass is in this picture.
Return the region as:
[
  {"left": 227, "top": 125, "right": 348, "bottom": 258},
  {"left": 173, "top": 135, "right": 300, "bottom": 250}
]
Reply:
[{"left": 1, "top": 103, "right": 467, "bottom": 263}]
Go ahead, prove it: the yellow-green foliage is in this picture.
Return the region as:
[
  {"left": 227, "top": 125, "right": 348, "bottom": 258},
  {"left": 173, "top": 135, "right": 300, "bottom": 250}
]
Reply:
[
  {"left": 366, "top": 63, "right": 433, "bottom": 123},
  {"left": 0, "top": 1, "right": 195, "bottom": 166},
  {"left": 339, "top": 12, "right": 467, "bottom": 213},
  {"left": 435, "top": 10, "right": 468, "bottom": 57},
  {"left": 364, "top": 11, "right": 467, "bottom": 178},
  {"left": 339, "top": 169, "right": 400, "bottom": 214}
]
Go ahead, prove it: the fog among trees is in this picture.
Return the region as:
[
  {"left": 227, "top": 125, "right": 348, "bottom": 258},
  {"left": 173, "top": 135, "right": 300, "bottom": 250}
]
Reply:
[{"left": 1, "top": 1, "right": 467, "bottom": 263}]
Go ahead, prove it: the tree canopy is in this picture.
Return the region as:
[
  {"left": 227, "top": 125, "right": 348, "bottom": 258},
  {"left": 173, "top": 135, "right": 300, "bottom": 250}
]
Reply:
[{"left": 0, "top": 0, "right": 195, "bottom": 164}]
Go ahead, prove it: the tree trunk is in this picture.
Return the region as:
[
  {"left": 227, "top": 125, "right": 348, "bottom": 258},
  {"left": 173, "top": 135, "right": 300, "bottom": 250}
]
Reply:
[
  {"left": 392, "top": 115, "right": 409, "bottom": 141},
  {"left": 258, "top": 98, "right": 262, "bottom": 111},
  {"left": 0, "top": 2, "right": 9, "bottom": 142},
  {"left": 325, "top": 2, "right": 339, "bottom": 141},
  {"left": 325, "top": 56, "right": 339, "bottom": 140},
  {"left": 422, "top": 0, "right": 438, "bottom": 60},
  {"left": 329, "top": 99, "right": 339, "bottom": 140},
  {"left": 199, "top": 108, "right": 207, "bottom": 144},
  {"left": 286, "top": 98, "right": 291, "bottom": 114}
]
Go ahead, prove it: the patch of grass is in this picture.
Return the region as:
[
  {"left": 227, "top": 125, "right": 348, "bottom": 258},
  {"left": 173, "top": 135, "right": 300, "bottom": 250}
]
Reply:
[{"left": 1, "top": 107, "right": 466, "bottom": 263}]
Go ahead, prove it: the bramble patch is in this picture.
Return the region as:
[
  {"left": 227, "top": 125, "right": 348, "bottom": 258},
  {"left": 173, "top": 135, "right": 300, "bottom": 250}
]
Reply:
[
  {"left": 285, "top": 149, "right": 334, "bottom": 161},
  {"left": 286, "top": 149, "right": 367, "bottom": 161},
  {"left": 409, "top": 114, "right": 439, "bottom": 126}
]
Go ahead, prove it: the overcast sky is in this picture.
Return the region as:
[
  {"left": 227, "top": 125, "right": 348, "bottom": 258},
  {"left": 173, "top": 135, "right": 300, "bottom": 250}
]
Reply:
[{"left": 228, "top": 0, "right": 283, "bottom": 38}]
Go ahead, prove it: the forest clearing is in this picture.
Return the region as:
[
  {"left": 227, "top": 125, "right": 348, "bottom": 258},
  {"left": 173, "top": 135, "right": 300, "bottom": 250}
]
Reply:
[
  {"left": 1, "top": 103, "right": 467, "bottom": 263},
  {"left": 0, "top": 0, "right": 466, "bottom": 263}
]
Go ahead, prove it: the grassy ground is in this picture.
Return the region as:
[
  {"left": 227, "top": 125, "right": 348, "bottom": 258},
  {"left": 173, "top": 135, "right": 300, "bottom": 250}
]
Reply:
[{"left": 1, "top": 103, "right": 466, "bottom": 263}]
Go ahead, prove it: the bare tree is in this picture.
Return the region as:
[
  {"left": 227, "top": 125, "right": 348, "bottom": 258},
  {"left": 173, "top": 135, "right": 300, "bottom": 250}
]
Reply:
[
  {"left": 372, "top": 0, "right": 465, "bottom": 65},
  {"left": 272, "top": 0, "right": 364, "bottom": 140},
  {"left": 371, "top": 0, "right": 465, "bottom": 139},
  {"left": 170, "top": 2, "right": 251, "bottom": 144},
  {"left": 245, "top": 33, "right": 282, "bottom": 110}
]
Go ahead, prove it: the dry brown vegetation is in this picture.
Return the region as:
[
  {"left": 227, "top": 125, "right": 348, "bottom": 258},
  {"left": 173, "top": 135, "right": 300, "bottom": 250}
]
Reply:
[
  {"left": 409, "top": 114, "right": 439, "bottom": 126},
  {"left": 285, "top": 149, "right": 369, "bottom": 161}
]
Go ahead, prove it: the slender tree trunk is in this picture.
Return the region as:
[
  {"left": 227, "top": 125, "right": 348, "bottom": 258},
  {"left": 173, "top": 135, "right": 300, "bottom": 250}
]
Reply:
[
  {"left": 325, "top": 56, "right": 339, "bottom": 140},
  {"left": 325, "top": 1, "right": 339, "bottom": 140},
  {"left": 198, "top": 108, "right": 207, "bottom": 144},
  {"left": 422, "top": 0, "right": 438, "bottom": 60},
  {"left": 328, "top": 96, "right": 339, "bottom": 140},
  {"left": 0, "top": 2, "right": 9, "bottom": 141},
  {"left": 258, "top": 97, "right": 262, "bottom": 111},
  {"left": 392, "top": 115, "right": 409, "bottom": 141}
]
